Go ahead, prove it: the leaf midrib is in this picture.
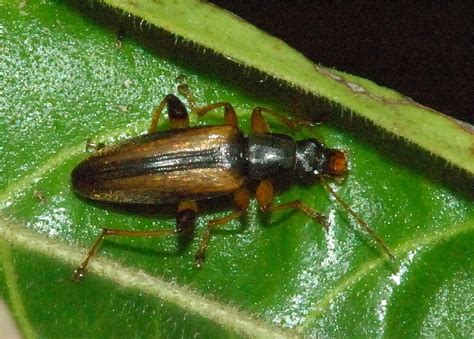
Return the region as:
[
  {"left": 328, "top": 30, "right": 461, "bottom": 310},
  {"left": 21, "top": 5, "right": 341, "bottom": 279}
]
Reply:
[
  {"left": 0, "top": 239, "right": 36, "bottom": 339},
  {"left": 0, "top": 216, "right": 294, "bottom": 338}
]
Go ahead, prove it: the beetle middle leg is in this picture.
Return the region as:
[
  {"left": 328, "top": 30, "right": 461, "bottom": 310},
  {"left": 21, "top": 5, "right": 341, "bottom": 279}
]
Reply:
[
  {"left": 194, "top": 188, "right": 250, "bottom": 268},
  {"left": 149, "top": 94, "right": 190, "bottom": 133},
  {"left": 194, "top": 102, "right": 238, "bottom": 127},
  {"left": 251, "top": 106, "right": 309, "bottom": 132},
  {"left": 177, "top": 82, "right": 238, "bottom": 127}
]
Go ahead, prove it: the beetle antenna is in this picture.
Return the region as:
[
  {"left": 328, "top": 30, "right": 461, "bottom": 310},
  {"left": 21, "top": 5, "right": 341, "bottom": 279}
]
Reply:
[{"left": 319, "top": 177, "right": 395, "bottom": 260}]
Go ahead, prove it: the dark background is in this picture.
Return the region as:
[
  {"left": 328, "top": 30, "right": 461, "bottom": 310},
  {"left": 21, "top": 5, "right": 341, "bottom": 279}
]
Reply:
[{"left": 210, "top": 1, "right": 473, "bottom": 124}]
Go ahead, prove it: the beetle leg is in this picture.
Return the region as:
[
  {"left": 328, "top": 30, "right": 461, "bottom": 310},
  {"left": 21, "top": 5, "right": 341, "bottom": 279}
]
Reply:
[
  {"left": 196, "top": 102, "right": 238, "bottom": 127},
  {"left": 176, "top": 200, "right": 198, "bottom": 251},
  {"left": 256, "top": 179, "right": 328, "bottom": 229},
  {"left": 176, "top": 83, "right": 238, "bottom": 126},
  {"left": 183, "top": 99, "right": 238, "bottom": 127},
  {"left": 72, "top": 227, "right": 177, "bottom": 282},
  {"left": 194, "top": 188, "right": 250, "bottom": 268},
  {"left": 251, "top": 107, "right": 307, "bottom": 133},
  {"left": 149, "top": 94, "right": 190, "bottom": 133},
  {"left": 250, "top": 107, "right": 270, "bottom": 133},
  {"left": 72, "top": 200, "right": 199, "bottom": 282}
]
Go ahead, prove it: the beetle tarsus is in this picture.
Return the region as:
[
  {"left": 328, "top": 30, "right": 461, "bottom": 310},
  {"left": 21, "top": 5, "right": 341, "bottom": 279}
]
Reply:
[
  {"left": 71, "top": 266, "right": 87, "bottom": 283},
  {"left": 85, "top": 138, "right": 105, "bottom": 152},
  {"left": 194, "top": 252, "right": 205, "bottom": 269}
]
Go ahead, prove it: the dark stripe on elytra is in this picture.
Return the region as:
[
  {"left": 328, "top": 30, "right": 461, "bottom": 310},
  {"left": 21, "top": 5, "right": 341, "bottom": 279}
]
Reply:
[{"left": 93, "top": 148, "right": 226, "bottom": 180}]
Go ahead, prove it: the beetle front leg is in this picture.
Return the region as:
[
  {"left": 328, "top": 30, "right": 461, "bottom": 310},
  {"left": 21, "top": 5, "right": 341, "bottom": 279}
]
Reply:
[
  {"left": 194, "top": 188, "right": 250, "bottom": 268},
  {"left": 256, "top": 179, "right": 328, "bottom": 229}
]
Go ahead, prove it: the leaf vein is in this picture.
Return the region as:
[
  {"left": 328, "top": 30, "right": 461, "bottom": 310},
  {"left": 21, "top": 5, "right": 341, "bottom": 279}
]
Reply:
[{"left": 299, "top": 220, "right": 474, "bottom": 330}]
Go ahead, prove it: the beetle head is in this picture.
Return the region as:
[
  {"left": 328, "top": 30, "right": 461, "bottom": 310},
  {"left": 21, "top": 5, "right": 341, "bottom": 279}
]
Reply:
[
  {"left": 324, "top": 149, "right": 347, "bottom": 177},
  {"left": 295, "top": 139, "right": 347, "bottom": 181}
]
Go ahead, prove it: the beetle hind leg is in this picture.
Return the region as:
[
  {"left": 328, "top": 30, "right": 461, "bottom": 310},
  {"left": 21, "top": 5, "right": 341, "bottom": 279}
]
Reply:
[
  {"left": 72, "top": 227, "right": 177, "bottom": 282},
  {"left": 72, "top": 200, "right": 200, "bottom": 282}
]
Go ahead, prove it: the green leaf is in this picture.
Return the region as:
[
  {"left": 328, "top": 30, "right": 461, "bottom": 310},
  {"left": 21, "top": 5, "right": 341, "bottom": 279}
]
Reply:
[{"left": 1, "top": 1, "right": 473, "bottom": 338}]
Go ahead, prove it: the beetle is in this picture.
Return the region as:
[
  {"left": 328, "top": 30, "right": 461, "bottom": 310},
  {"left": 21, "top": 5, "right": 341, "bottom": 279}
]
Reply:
[{"left": 71, "top": 81, "right": 393, "bottom": 281}]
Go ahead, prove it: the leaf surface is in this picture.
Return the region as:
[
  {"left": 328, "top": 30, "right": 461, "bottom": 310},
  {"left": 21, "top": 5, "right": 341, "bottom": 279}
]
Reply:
[{"left": 0, "top": 1, "right": 473, "bottom": 338}]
